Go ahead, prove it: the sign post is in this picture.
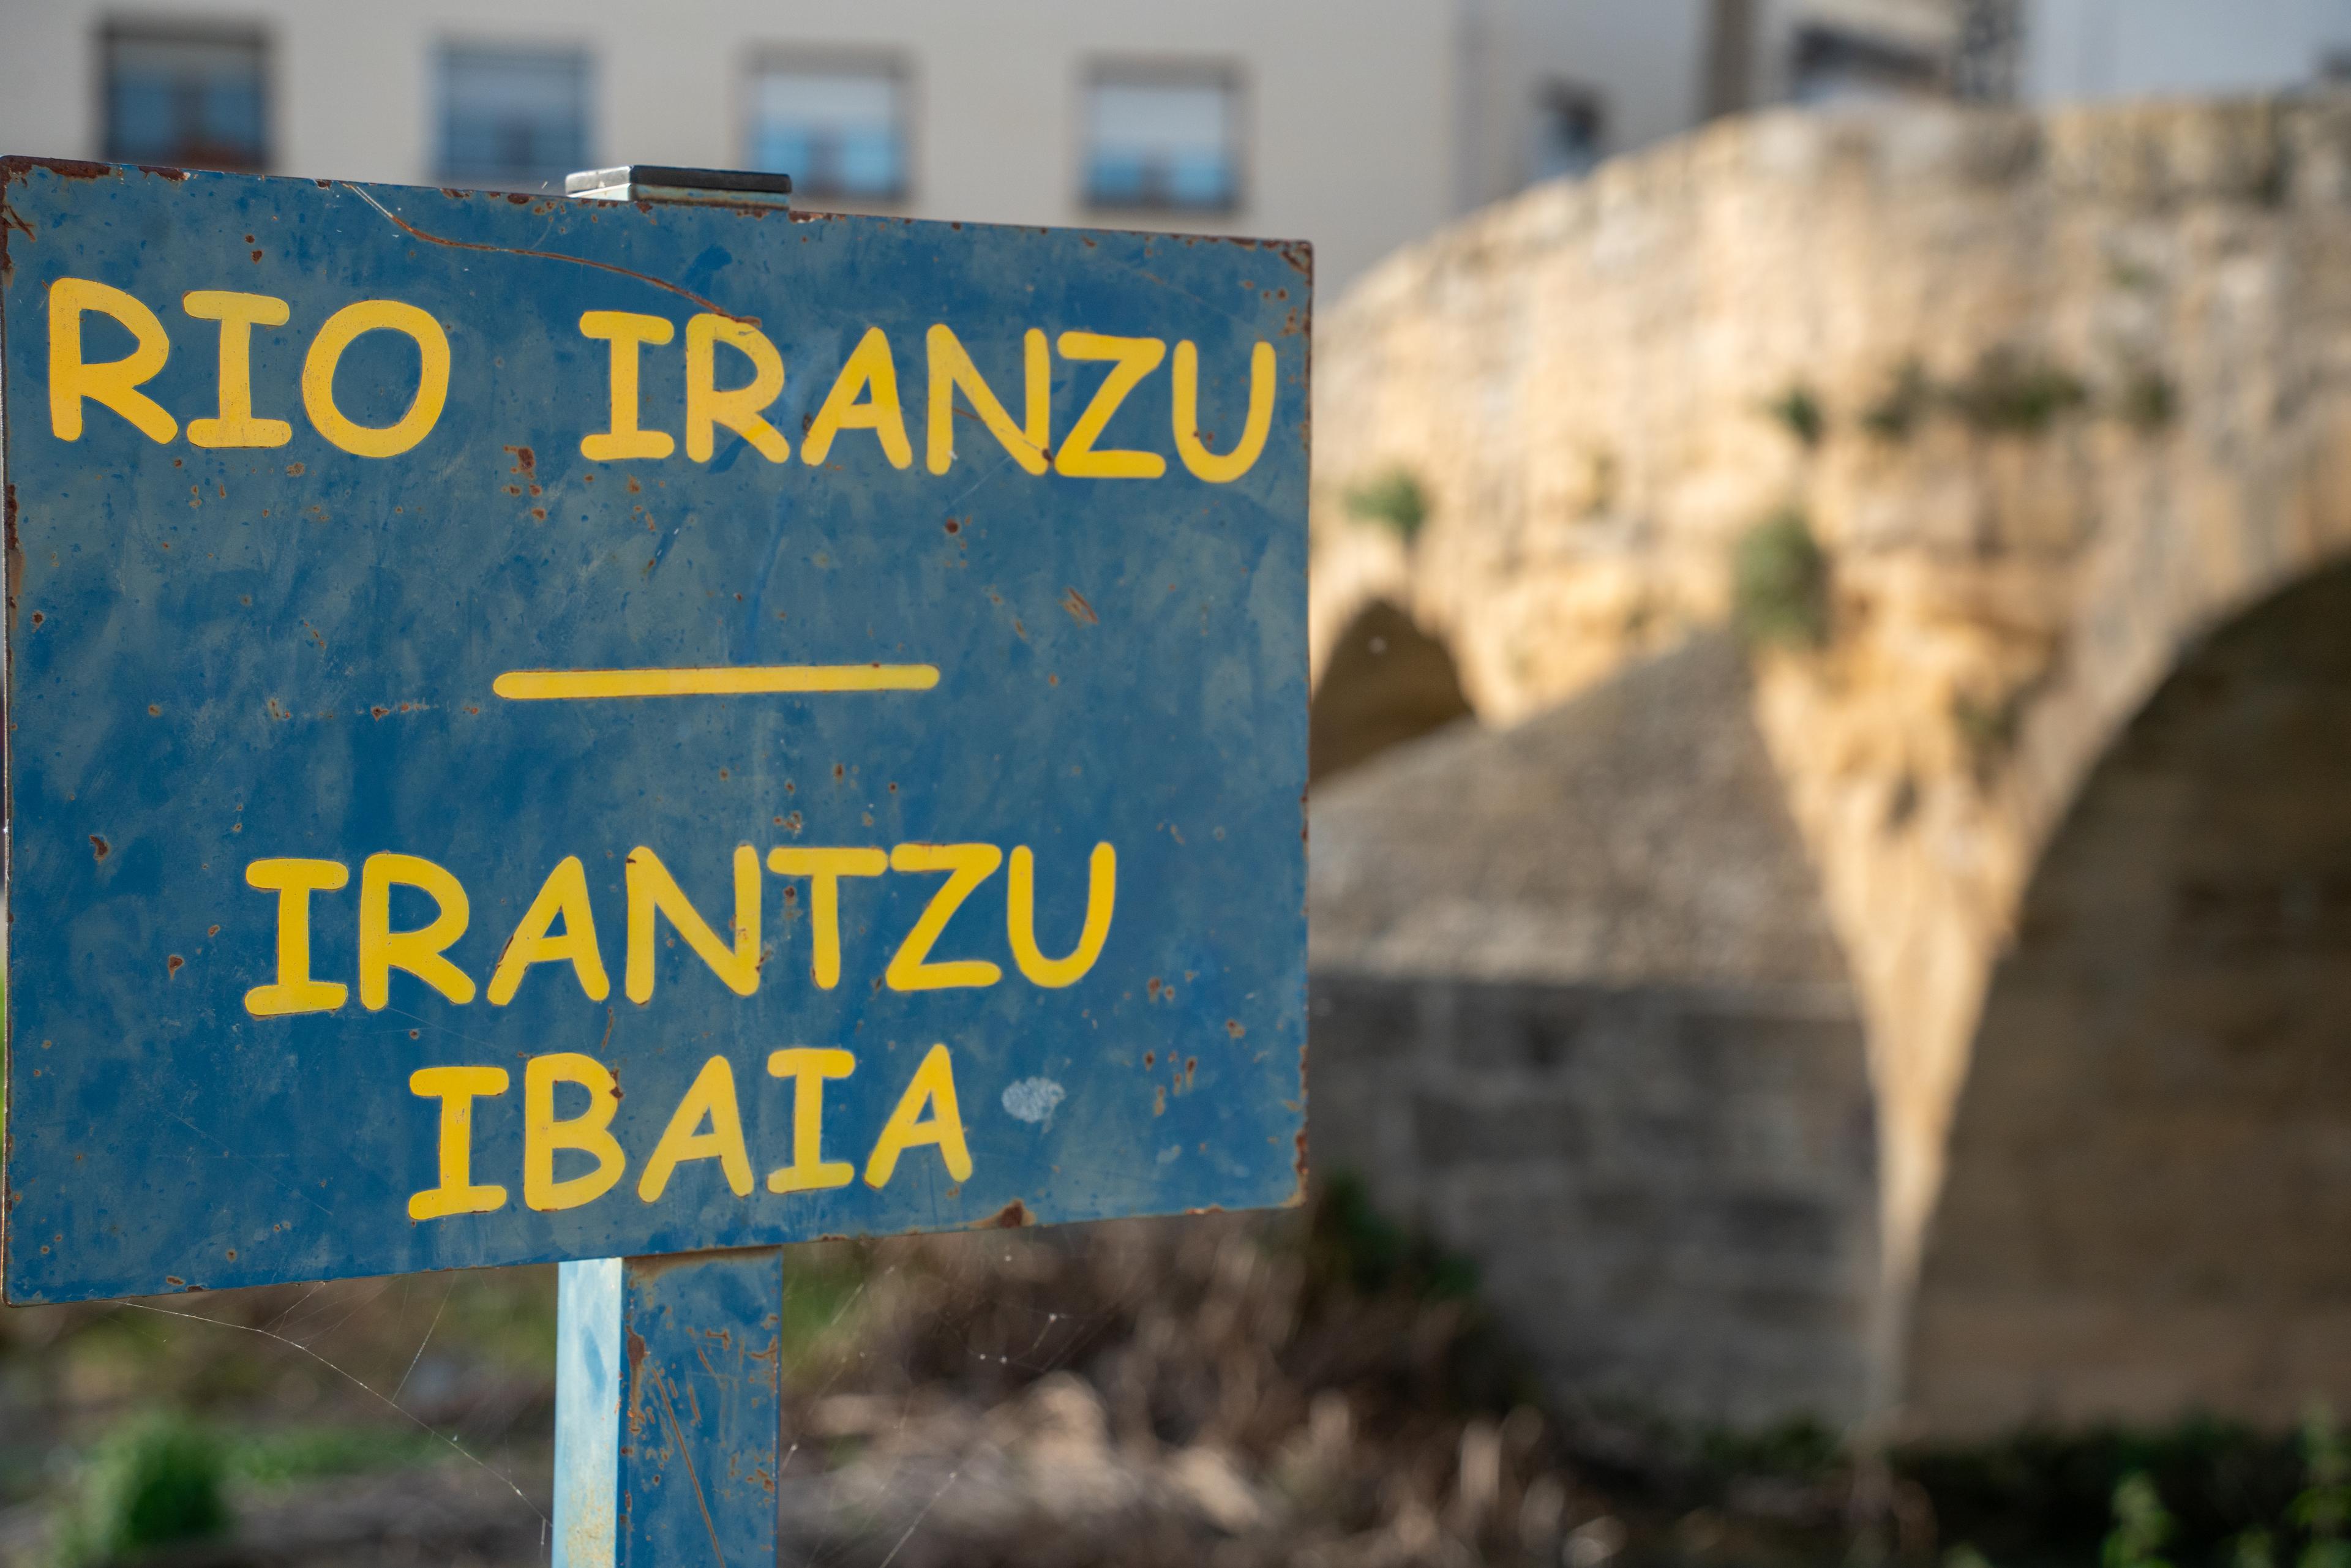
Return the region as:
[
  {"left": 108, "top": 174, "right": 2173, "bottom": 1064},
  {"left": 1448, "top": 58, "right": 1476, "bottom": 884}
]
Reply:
[
  {"left": 0, "top": 154, "right": 1309, "bottom": 1564},
  {"left": 553, "top": 1250, "right": 787, "bottom": 1565}
]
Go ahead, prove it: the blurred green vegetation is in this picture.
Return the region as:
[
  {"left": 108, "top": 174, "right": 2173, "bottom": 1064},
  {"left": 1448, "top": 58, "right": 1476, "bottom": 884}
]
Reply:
[
  {"left": 1910, "top": 1414, "right": 2351, "bottom": 1568},
  {"left": 4, "top": 1166, "right": 2349, "bottom": 1568},
  {"left": 56, "top": 1416, "right": 228, "bottom": 1566},
  {"left": 1766, "top": 383, "right": 1827, "bottom": 448},
  {"left": 1734, "top": 508, "right": 1831, "bottom": 650},
  {"left": 1344, "top": 466, "right": 1430, "bottom": 544},
  {"left": 1305, "top": 1171, "right": 1479, "bottom": 1304}
]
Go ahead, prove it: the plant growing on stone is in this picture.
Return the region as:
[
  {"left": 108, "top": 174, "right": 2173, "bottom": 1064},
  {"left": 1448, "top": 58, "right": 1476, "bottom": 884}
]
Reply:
[
  {"left": 1344, "top": 467, "right": 1430, "bottom": 546},
  {"left": 1584, "top": 445, "right": 1619, "bottom": 517},
  {"left": 1733, "top": 508, "right": 1831, "bottom": 650},
  {"left": 1766, "top": 383, "right": 1826, "bottom": 448},
  {"left": 1951, "top": 688, "right": 2025, "bottom": 779},
  {"left": 2120, "top": 367, "right": 2178, "bottom": 433},
  {"left": 1864, "top": 359, "right": 1934, "bottom": 441},
  {"left": 1946, "top": 348, "right": 2090, "bottom": 436}
]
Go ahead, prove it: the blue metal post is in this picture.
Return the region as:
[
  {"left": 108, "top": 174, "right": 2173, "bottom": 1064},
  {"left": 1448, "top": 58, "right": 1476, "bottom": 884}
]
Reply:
[{"left": 554, "top": 1249, "right": 784, "bottom": 1567}]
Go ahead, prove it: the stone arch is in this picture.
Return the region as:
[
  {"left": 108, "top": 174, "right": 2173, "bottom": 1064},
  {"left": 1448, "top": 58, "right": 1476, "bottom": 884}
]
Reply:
[
  {"left": 1308, "top": 598, "right": 1475, "bottom": 782},
  {"left": 1905, "top": 560, "right": 2351, "bottom": 1436}
]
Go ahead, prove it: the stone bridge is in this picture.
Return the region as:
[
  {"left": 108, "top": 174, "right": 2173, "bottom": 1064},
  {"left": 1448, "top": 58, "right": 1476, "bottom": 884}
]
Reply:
[{"left": 1303, "top": 95, "right": 2351, "bottom": 1438}]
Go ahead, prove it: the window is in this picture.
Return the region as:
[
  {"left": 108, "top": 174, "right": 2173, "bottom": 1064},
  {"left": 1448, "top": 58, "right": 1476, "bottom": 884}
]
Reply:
[
  {"left": 103, "top": 24, "right": 269, "bottom": 171},
  {"left": 437, "top": 45, "right": 590, "bottom": 189},
  {"left": 1790, "top": 26, "right": 1941, "bottom": 105},
  {"left": 1083, "top": 67, "right": 1240, "bottom": 213},
  {"left": 746, "top": 61, "right": 909, "bottom": 202},
  {"left": 1529, "top": 84, "right": 1605, "bottom": 184}
]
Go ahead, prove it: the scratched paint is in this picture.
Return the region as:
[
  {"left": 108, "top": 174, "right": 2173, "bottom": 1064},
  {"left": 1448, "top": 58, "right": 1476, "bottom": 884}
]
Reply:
[{"left": 0, "top": 159, "right": 1310, "bottom": 1304}]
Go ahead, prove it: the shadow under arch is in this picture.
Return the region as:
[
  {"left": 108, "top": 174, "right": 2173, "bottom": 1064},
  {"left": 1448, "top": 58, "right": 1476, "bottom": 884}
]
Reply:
[
  {"left": 1308, "top": 599, "right": 1474, "bottom": 784},
  {"left": 1906, "top": 560, "right": 2351, "bottom": 1437}
]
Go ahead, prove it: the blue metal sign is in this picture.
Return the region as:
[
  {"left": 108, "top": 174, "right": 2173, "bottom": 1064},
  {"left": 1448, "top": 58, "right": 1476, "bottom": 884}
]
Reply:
[{"left": 0, "top": 158, "right": 1309, "bottom": 1304}]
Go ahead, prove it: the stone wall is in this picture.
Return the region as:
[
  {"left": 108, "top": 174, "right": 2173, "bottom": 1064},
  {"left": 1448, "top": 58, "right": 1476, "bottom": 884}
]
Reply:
[
  {"left": 1307, "top": 95, "right": 2351, "bottom": 1431},
  {"left": 1310, "top": 636, "right": 1884, "bottom": 1426},
  {"left": 1311, "top": 971, "right": 1877, "bottom": 1430}
]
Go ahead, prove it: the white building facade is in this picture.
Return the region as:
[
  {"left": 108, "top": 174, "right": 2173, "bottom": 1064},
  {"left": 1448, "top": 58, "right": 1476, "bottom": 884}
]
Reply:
[
  {"left": 0, "top": 0, "right": 1935, "bottom": 293},
  {"left": 5, "top": 2, "right": 2344, "bottom": 294}
]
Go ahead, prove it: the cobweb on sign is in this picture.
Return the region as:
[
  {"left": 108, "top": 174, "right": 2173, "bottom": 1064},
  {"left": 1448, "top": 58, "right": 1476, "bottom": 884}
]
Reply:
[{"left": 0, "top": 1196, "right": 1627, "bottom": 1568}]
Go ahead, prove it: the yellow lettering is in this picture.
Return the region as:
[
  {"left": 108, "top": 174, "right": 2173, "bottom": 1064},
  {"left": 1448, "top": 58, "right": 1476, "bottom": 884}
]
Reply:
[
  {"left": 488, "top": 855, "right": 609, "bottom": 1005},
  {"left": 1053, "top": 331, "right": 1166, "bottom": 479},
  {"left": 766, "top": 847, "right": 887, "bottom": 989},
  {"left": 636, "top": 1055, "right": 752, "bottom": 1201},
  {"left": 864, "top": 1043, "right": 972, "bottom": 1187},
  {"left": 524, "top": 1052, "right": 625, "bottom": 1210},
  {"left": 624, "top": 845, "right": 761, "bottom": 1003},
  {"left": 801, "top": 326, "right": 911, "bottom": 468},
  {"left": 684, "top": 313, "right": 789, "bottom": 463},
  {"left": 407, "top": 1065, "right": 509, "bottom": 1219},
  {"left": 359, "top": 852, "right": 476, "bottom": 1010},
  {"left": 885, "top": 843, "right": 1003, "bottom": 991},
  {"left": 1171, "top": 340, "right": 1274, "bottom": 483},
  {"left": 48, "top": 277, "right": 177, "bottom": 443},
  {"left": 925, "top": 324, "right": 1048, "bottom": 475},
  {"left": 579, "top": 310, "right": 676, "bottom": 460},
  {"left": 243, "top": 858, "right": 349, "bottom": 1016},
  {"left": 765, "top": 1047, "right": 857, "bottom": 1193},
  {"left": 301, "top": 299, "right": 450, "bottom": 458},
  {"left": 182, "top": 290, "right": 293, "bottom": 448},
  {"left": 1007, "top": 843, "right": 1116, "bottom": 988}
]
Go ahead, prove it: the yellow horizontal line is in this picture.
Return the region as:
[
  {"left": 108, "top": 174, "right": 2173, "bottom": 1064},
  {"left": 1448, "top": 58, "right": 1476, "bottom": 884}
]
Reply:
[{"left": 493, "top": 665, "right": 940, "bottom": 700}]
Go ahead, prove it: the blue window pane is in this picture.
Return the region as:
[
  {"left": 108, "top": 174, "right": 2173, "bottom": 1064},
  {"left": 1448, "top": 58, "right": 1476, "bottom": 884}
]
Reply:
[
  {"left": 199, "top": 80, "right": 263, "bottom": 152},
  {"left": 109, "top": 79, "right": 181, "bottom": 161},
  {"left": 751, "top": 129, "right": 815, "bottom": 181},
  {"left": 1167, "top": 153, "right": 1232, "bottom": 207},
  {"left": 1086, "top": 154, "right": 1149, "bottom": 206},
  {"left": 836, "top": 131, "right": 901, "bottom": 195}
]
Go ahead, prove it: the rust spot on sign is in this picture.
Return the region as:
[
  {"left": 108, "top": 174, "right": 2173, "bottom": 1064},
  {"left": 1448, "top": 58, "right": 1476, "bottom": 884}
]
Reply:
[
  {"left": 167, "top": 955, "right": 184, "bottom": 977},
  {"left": 4, "top": 483, "right": 20, "bottom": 633},
  {"left": 1060, "top": 588, "right": 1099, "bottom": 625},
  {"left": 89, "top": 836, "right": 109, "bottom": 861},
  {"left": 973, "top": 1198, "right": 1031, "bottom": 1228},
  {"left": 6, "top": 157, "right": 113, "bottom": 181}
]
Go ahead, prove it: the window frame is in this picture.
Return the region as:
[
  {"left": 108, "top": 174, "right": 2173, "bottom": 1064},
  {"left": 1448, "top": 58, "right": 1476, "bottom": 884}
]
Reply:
[
  {"left": 432, "top": 39, "right": 595, "bottom": 192},
  {"left": 1788, "top": 24, "right": 1943, "bottom": 105},
  {"left": 739, "top": 48, "right": 916, "bottom": 208},
  {"left": 1528, "top": 80, "right": 1608, "bottom": 186},
  {"left": 1078, "top": 58, "right": 1248, "bottom": 219},
  {"left": 99, "top": 18, "right": 274, "bottom": 173}
]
